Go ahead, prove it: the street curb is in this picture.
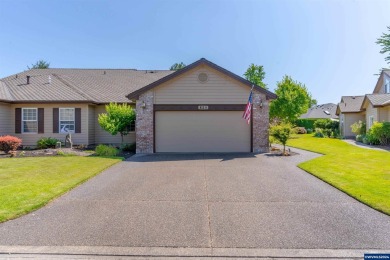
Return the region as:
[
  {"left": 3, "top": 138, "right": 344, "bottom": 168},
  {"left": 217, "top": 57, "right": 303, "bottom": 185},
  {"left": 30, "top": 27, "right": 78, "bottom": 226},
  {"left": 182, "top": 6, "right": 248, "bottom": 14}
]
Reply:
[{"left": 0, "top": 246, "right": 389, "bottom": 258}]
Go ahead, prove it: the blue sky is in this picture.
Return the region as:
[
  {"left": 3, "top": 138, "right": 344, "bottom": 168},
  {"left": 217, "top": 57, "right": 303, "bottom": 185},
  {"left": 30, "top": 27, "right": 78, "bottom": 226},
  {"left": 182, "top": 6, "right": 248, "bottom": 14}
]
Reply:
[{"left": 1, "top": 0, "right": 389, "bottom": 104}]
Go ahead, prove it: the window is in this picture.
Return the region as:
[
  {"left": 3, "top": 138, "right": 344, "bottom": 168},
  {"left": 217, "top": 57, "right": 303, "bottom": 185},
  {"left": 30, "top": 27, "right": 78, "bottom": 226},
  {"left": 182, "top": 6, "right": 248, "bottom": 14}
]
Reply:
[
  {"left": 127, "top": 121, "right": 135, "bottom": 132},
  {"left": 369, "top": 115, "right": 374, "bottom": 129},
  {"left": 59, "top": 108, "right": 75, "bottom": 133},
  {"left": 22, "top": 108, "right": 37, "bottom": 133},
  {"left": 385, "top": 79, "right": 390, "bottom": 94}
]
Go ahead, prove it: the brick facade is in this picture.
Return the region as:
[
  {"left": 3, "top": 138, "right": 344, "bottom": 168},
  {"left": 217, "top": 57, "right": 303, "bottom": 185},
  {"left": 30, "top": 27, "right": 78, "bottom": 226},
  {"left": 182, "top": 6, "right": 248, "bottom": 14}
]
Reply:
[
  {"left": 135, "top": 91, "right": 154, "bottom": 153},
  {"left": 252, "top": 91, "right": 270, "bottom": 153}
]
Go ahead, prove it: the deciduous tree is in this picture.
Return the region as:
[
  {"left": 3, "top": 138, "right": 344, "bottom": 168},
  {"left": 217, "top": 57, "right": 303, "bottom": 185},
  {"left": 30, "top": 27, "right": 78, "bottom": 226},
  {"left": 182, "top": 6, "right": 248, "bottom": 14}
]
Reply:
[
  {"left": 28, "top": 60, "right": 50, "bottom": 69},
  {"left": 244, "top": 64, "right": 267, "bottom": 89},
  {"left": 170, "top": 62, "right": 186, "bottom": 70},
  {"left": 98, "top": 103, "right": 135, "bottom": 144},
  {"left": 270, "top": 75, "right": 313, "bottom": 122}
]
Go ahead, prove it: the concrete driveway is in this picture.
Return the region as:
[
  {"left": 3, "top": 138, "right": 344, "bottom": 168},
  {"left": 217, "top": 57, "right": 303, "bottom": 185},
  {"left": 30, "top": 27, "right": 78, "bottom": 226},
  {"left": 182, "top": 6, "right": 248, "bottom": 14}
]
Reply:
[{"left": 0, "top": 149, "right": 390, "bottom": 258}]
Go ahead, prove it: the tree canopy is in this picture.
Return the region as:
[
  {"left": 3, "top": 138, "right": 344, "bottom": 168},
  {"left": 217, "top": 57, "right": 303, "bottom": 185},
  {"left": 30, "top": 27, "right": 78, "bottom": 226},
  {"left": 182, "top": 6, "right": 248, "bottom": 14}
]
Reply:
[
  {"left": 28, "top": 60, "right": 50, "bottom": 69},
  {"left": 270, "top": 75, "right": 314, "bottom": 122},
  {"left": 170, "top": 62, "right": 186, "bottom": 70},
  {"left": 244, "top": 64, "right": 267, "bottom": 89},
  {"left": 377, "top": 26, "right": 390, "bottom": 64},
  {"left": 98, "top": 103, "right": 136, "bottom": 143}
]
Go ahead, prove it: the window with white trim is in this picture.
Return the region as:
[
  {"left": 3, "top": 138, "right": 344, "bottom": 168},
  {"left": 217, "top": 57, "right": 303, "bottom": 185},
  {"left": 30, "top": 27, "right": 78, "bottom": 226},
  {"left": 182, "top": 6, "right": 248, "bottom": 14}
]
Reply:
[
  {"left": 369, "top": 115, "right": 374, "bottom": 129},
  {"left": 22, "top": 108, "right": 38, "bottom": 133},
  {"left": 385, "top": 79, "right": 390, "bottom": 94},
  {"left": 59, "top": 108, "right": 75, "bottom": 133}
]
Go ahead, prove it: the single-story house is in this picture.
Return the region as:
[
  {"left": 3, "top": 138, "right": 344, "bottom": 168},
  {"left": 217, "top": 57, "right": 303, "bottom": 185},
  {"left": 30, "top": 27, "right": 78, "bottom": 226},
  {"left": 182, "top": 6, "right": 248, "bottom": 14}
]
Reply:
[
  {"left": 0, "top": 58, "right": 277, "bottom": 153},
  {"left": 299, "top": 103, "right": 338, "bottom": 120},
  {"left": 336, "top": 69, "right": 390, "bottom": 138}
]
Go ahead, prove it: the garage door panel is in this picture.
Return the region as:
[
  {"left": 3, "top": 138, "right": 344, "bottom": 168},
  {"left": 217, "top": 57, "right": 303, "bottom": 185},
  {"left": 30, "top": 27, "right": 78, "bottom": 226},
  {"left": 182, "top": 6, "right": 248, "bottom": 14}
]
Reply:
[{"left": 155, "top": 111, "right": 250, "bottom": 152}]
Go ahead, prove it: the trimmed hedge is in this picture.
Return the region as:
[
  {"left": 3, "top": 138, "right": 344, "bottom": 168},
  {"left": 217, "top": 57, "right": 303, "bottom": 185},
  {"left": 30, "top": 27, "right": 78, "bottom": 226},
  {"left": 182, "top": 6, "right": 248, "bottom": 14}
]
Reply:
[{"left": 293, "top": 119, "right": 315, "bottom": 130}]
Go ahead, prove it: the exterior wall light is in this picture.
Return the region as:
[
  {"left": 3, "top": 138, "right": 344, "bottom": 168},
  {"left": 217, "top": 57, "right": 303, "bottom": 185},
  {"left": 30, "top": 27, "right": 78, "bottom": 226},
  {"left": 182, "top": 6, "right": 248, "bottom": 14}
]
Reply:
[{"left": 141, "top": 101, "right": 146, "bottom": 109}]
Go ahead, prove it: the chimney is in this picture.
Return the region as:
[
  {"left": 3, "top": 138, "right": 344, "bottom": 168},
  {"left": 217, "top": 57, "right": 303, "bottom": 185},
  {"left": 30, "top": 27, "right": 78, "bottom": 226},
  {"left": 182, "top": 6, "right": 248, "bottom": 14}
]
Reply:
[{"left": 26, "top": 75, "right": 30, "bottom": 84}]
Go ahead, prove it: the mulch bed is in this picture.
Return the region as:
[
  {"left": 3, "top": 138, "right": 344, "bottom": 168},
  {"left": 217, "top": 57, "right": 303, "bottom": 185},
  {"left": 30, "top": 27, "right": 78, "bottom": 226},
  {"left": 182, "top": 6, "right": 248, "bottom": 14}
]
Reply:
[
  {"left": 0, "top": 148, "right": 134, "bottom": 159},
  {"left": 267, "top": 146, "right": 299, "bottom": 156}
]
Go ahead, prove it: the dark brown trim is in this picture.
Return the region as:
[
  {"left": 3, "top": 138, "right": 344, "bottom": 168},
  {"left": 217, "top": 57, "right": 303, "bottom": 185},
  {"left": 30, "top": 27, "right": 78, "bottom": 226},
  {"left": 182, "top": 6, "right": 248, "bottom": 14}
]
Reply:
[
  {"left": 75, "top": 108, "right": 81, "bottom": 133},
  {"left": 38, "top": 108, "right": 44, "bottom": 134},
  {"left": 53, "top": 108, "right": 59, "bottom": 133},
  {"left": 126, "top": 58, "right": 277, "bottom": 100},
  {"left": 154, "top": 104, "right": 246, "bottom": 111},
  {"left": 15, "top": 108, "right": 21, "bottom": 134}
]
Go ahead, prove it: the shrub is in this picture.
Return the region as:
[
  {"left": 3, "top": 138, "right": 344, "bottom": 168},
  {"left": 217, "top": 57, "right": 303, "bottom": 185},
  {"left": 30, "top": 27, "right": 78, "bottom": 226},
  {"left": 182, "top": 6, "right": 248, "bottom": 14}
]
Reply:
[
  {"left": 314, "top": 119, "right": 339, "bottom": 138},
  {"left": 293, "top": 119, "right": 315, "bottom": 131},
  {"left": 95, "top": 144, "right": 119, "bottom": 157},
  {"left": 0, "top": 135, "right": 22, "bottom": 154},
  {"left": 270, "top": 123, "right": 292, "bottom": 154},
  {"left": 313, "top": 128, "right": 324, "bottom": 138},
  {"left": 306, "top": 128, "right": 313, "bottom": 134},
  {"left": 56, "top": 149, "right": 65, "bottom": 156},
  {"left": 356, "top": 134, "right": 365, "bottom": 143},
  {"left": 37, "top": 137, "right": 60, "bottom": 149},
  {"left": 351, "top": 120, "right": 366, "bottom": 135},
  {"left": 368, "top": 122, "right": 390, "bottom": 145},
  {"left": 121, "top": 143, "right": 136, "bottom": 152},
  {"left": 366, "top": 131, "right": 380, "bottom": 145},
  {"left": 293, "top": 127, "right": 307, "bottom": 134}
]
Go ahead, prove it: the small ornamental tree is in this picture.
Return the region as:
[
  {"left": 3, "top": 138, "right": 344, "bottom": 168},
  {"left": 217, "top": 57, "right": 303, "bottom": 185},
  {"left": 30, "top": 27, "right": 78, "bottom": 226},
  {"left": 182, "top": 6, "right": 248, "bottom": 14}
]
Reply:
[
  {"left": 270, "top": 123, "right": 292, "bottom": 155},
  {"left": 98, "top": 103, "right": 136, "bottom": 144},
  {"left": 0, "top": 135, "right": 22, "bottom": 154},
  {"left": 351, "top": 120, "right": 366, "bottom": 135}
]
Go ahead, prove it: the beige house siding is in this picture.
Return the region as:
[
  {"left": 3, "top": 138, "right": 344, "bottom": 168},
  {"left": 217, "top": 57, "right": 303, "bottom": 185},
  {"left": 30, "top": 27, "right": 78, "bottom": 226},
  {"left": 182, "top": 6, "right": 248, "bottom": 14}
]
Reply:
[
  {"left": 94, "top": 105, "right": 135, "bottom": 145},
  {"left": 342, "top": 112, "right": 365, "bottom": 138},
  {"left": 377, "top": 106, "right": 390, "bottom": 122},
  {"left": 373, "top": 74, "right": 385, "bottom": 94},
  {"left": 0, "top": 102, "right": 12, "bottom": 135},
  {"left": 154, "top": 65, "right": 250, "bottom": 104},
  {"left": 10, "top": 103, "right": 89, "bottom": 146},
  {"left": 366, "top": 104, "right": 378, "bottom": 129}
]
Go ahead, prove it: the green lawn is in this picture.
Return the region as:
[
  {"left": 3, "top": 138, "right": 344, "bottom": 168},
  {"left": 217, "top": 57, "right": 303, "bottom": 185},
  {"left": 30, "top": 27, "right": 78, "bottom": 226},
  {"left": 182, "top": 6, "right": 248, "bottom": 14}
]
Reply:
[
  {"left": 0, "top": 156, "right": 121, "bottom": 222},
  {"left": 288, "top": 134, "right": 390, "bottom": 215}
]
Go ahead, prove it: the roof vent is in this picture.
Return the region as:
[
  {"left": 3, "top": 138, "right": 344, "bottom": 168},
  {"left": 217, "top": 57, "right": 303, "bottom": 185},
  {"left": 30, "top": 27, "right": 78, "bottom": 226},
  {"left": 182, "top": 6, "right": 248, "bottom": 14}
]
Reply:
[
  {"left": 198, "top": 72, "right": 208, "bottom": 83},
  {"left": 26, "top": 75, "right": 30, "bottom": 84},
  {"left": 103, "top": 71, "right": 106, "bottom": 75},
  {"left": 48, "top": 76, "right": 51, "bottom": 84}
]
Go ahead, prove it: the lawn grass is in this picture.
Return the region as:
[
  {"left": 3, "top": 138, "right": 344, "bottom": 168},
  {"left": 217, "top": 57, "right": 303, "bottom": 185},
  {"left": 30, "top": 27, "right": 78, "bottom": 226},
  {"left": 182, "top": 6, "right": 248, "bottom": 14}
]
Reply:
[
  {"left": 288, "top": 134, "right": 390, "bottom": 215},
  {"left": 0, "top": 156, "right": 121, "bottom": 222}
]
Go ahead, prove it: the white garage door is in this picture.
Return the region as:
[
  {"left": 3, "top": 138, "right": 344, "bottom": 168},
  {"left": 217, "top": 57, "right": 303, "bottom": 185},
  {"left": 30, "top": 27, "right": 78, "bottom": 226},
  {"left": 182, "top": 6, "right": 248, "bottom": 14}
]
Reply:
[{"left": 155, "top": 111, "right": 251, "bottom": 152}]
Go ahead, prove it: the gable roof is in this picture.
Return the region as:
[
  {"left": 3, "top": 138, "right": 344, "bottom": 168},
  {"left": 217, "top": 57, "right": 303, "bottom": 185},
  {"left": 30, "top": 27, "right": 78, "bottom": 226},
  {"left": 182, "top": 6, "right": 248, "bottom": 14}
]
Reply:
[
  {"left": 126, "top": 58, "right": 277, "bottom": 100},
  {"left": 336, "top": 95, "right": 365, "bottom": 114},
  {"left": 0, "top": 69, "right": 173, "bottom": 103},
  {"left": 300, "top": 103, "right": 338, "bottom": 119},
  {"left": 362, "top": 93, "right": 390, "bottom": 108}
]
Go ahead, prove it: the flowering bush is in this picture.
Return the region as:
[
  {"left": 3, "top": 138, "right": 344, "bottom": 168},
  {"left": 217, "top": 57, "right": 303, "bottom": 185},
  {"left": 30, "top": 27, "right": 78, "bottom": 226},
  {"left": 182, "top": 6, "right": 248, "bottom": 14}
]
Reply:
[{"left": 0, "top": 135, "right": 22, "bottom": 154}]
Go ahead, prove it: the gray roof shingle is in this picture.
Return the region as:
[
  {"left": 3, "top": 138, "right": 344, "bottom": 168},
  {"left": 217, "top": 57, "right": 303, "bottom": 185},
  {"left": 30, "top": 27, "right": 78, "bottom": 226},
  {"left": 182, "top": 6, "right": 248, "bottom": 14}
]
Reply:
[
  {"left": 300, "top": 103, "right": 338, "bottom": 119},
  {"left": 0, "top": 68, "right": 174, "bottom": 103},
  {"left": 365, "top": 93, "right": 390, "bottom": 107},
  {"left": 338, "top": 95, "right": 365, "bottom": 113}
]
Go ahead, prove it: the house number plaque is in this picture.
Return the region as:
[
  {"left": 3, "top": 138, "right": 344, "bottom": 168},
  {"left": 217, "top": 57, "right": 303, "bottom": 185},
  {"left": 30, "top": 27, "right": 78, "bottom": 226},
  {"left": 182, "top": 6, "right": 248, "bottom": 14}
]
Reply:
[{"left": 198, "top": 105, "right": 209, "bottom": 110}]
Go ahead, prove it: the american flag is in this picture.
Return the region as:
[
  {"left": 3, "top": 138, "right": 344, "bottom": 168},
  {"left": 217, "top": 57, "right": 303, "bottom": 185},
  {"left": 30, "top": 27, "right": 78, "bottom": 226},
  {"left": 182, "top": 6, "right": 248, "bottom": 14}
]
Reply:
[{"left": 243, "top": 86, "right": 253, "bottom": 124}]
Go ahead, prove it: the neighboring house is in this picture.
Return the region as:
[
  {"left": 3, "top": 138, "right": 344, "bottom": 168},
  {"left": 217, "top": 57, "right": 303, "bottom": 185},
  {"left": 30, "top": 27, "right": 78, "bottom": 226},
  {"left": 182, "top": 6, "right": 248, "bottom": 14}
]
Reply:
[
  {"left": 299, "top": 103, "right": 338, "bottom": 120},
  {"left": 336, "top": 96, "right": 365, "bottom": 138},
  {"left": 0, "top": 58, "right": 277, "bottom": 153},
  {"left": 336, "top": 69, "right": 390, "bottom": 138}
]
